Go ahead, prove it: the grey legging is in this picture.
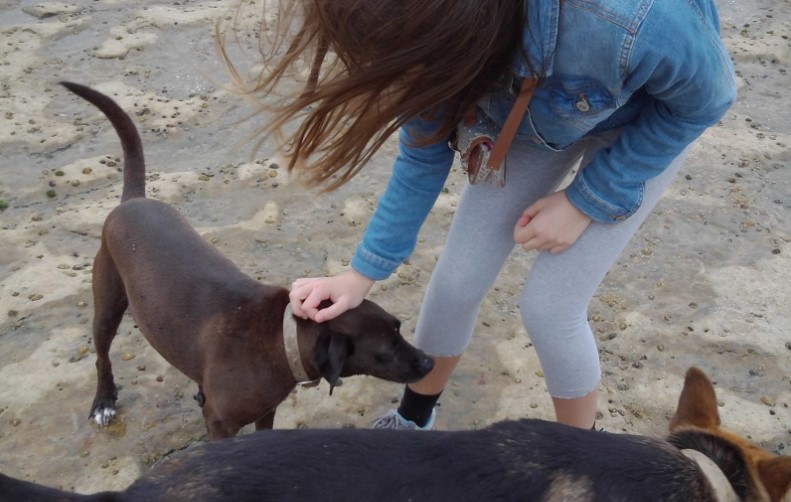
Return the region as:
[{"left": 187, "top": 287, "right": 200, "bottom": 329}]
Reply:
[{"left": 414, "top": 131, "right": 687, "bottom": 399}]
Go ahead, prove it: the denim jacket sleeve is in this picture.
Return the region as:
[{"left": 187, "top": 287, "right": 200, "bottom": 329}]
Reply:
[
  {"left": 351, "top": 118, "right": 454, "bottom": 280},
  {"left": 565, "top": 7, "right": 737, "bottom": 223}
]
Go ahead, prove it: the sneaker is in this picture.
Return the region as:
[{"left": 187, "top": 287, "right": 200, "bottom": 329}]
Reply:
[{"left": 371, "top": 409, "right": 436, "bottom": 430}]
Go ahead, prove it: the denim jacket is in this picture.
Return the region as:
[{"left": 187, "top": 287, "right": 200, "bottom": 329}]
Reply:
[{"left": 352, "top": 0, "right": 737, "bottom": 280}]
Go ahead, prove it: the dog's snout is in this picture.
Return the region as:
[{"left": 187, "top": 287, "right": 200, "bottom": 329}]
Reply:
[{"left": 413, "top": 356, "right": 434, "bottom": 376}]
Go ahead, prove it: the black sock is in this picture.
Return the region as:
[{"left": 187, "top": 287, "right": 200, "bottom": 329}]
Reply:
[{"left": 397, "top": 387, "right": 442, "bottom": 427}]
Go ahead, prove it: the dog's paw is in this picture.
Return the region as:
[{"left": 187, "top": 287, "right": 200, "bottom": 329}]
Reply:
[{"left": 90, "top": 407, "right": 116, "bottom": 427}]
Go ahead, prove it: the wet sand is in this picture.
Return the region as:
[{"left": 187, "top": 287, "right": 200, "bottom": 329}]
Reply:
[{"left": 0, "top": 0, "right": 789, "bottom": 494}]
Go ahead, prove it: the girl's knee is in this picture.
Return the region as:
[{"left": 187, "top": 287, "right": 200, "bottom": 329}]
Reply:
[{"left": 519, "top": 293, "right": 564, "bottom": 335}]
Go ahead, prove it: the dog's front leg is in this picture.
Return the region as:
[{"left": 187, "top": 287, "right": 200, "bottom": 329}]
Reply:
[{"left": 254, "top": 409, "right": 276, "bottom": 430}]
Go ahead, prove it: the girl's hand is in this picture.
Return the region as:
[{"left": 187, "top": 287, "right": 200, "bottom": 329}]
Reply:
[
  {"left": 513, "top": 190, "right": 592, "bottom": 254},
  {"left": 289, "top": 269, "right": 375, "bottom": 323}
]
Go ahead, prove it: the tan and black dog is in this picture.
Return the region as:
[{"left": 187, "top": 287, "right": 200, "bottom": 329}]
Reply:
[
  {"left": 59, "top": 82, "right": 434, "bottom": 440},
  {"left": 2, "top": 367, "right": 789, "bottom": 501}
]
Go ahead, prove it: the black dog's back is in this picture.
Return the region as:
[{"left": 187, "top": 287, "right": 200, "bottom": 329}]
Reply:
[
  {"left": 0, "top": 419, "right": 726, "bottom": 501},
  {"left": 60, "top": 82, "right": 145, "bottom": 202},
  {"left": 119, "top": 419, "right": 712, "bottom": 502}
]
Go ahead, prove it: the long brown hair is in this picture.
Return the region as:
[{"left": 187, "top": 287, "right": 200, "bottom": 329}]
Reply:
[{"left": 218, "top": 0, "right": 526, "bottom": 191}]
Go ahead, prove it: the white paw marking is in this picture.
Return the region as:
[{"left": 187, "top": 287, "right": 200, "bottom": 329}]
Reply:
[{"left": 92, "top": 408, "right": 116, "bottom": 427}]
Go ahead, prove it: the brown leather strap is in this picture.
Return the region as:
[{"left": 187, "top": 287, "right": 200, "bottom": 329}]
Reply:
[{"left": 487, "top": 78, "right": 537, "bottom": 170}]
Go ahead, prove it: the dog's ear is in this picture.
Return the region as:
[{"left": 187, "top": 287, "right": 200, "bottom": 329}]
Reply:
[
  {"left": 756, "top": 456, "right": 791, "bottom": 502},
  {"left": 312, "top": 329, "right": 348, "bottom": 396},
  {"left": 669, "top": 367, "right": 721, "bottom": 431}
]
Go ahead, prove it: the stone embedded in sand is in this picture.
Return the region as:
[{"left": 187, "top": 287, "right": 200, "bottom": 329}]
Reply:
[
  {"left": 28, "top": 293, "right": 43, "bottom": 301},
  {"left": 396, "top": 264, "right": 420, "bottom": 284},
  {"left": 21, "top": 3, "right": 80, "bottom": 19},
  {"left": 95, "top": 29, "right": 158, "bottom": 59},
  {"left": 121, "top": 352, "right": 135, "bottom": 361},
  {"left": 761, "top": 396, "right": 776, "bottom": 407}
]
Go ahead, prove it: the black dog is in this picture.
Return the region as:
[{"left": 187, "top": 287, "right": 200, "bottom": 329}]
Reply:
[
  {"left": 60, "top": 82, "right": 433, "bottom": 440},
  {"left": 2, "top": 367, "right": 790, "bottom": 501}
]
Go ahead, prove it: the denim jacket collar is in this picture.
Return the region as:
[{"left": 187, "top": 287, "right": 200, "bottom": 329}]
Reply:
[{"left": 513, "top": 0, "right": 560, "bottom": 79}]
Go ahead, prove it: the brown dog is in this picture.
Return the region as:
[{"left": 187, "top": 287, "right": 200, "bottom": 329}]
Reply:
[
  {"left": 2, "top": 366, "right": 789, "bottom": 501},
  {"left": 60, "top": 82, "right": 433, "bottom": 440}
]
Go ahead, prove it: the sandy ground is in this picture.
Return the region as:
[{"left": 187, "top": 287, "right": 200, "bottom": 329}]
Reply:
[{"left": 0, "top": 0, "right": 789, "bottom": 495}]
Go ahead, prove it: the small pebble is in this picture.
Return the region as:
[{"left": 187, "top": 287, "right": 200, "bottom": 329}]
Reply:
[{"left": 121, "top": 353, "right": 135, "bottom": 361}]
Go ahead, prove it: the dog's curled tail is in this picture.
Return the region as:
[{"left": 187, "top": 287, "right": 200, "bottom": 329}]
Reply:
[{"left": 60, "top": 81, "right": 146, "bottom": 202}]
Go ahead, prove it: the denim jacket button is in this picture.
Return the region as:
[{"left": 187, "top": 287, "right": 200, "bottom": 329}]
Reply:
[{"left": 575, "top": 99, "right": 591, "bottom": 113}]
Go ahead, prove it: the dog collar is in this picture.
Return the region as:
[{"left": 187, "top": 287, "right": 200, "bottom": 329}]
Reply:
[
  {"left": 681, "top": 448, "right": 738, "bottom": 502},
  {"left": 283, "top": 304, "right": 317, "bottom": 385}
]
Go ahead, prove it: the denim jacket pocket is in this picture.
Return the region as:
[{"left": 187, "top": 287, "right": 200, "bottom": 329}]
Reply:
[
  {"left": 545, "top": 78, "right": 618, "bottom": 131},
  {"left": 480, "top": 91, "right": 568, "bottom": 153},
  {"left": 516, "top": 107, "right": 565, "bottom": 152}
]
